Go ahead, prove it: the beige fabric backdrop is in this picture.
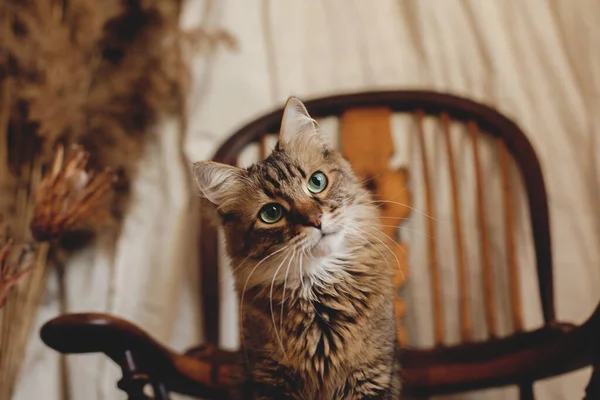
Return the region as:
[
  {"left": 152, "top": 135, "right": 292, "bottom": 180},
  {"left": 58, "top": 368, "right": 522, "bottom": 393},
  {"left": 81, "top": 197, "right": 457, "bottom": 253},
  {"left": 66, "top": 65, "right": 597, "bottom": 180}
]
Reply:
[{"left": 14, "top": 0, "right": 600, "bottom": 399}]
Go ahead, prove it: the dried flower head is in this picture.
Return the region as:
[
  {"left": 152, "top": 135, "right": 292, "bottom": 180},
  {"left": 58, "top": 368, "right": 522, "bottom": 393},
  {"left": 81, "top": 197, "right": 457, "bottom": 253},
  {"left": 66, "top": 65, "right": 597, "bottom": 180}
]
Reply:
[
  {"left": 30, "top": 145, "right": 116, "bottom": 242},
  {"left": 0, "top": 238, "right": 34, "bottom": 309}
]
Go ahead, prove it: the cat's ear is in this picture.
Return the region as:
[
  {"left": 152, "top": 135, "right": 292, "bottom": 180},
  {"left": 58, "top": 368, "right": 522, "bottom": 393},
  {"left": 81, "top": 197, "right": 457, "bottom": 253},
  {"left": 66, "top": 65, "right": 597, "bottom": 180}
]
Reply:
[
  {"left": 193, "top": 161, "right": 244, "bottom": 206},
  {"left": 279, "top": 97, "right": 319, "bottom": 149}
]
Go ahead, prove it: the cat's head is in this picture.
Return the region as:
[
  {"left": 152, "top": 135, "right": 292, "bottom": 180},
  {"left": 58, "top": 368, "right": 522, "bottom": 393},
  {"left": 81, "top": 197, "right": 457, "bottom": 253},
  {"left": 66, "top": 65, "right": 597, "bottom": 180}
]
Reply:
[{"left": 193, "top": 97, "right": 372, "bottom": 286}]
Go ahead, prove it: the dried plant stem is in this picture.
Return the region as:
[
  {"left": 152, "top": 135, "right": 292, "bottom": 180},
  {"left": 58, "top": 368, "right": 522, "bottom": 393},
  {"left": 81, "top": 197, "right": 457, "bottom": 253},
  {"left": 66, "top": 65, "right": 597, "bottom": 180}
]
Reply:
[
  {"left": 55, "top": 261, "right": 72, "bottom": 400},
  {"left": 0, "top": 158, "right": 48, "bottom": 400},
  {"left": 0, "top": 74, "right": 14, "bottom": 231},
  {"left": 0, "top": 8, "right": 9, "bottom": 181},
  {"left": 0, "top": 79, "right": 11, "bottom": 182},
  {"left": 0, "top": 243, "right": 49, "bottom": 400},
  {"left": 0, "top": 1, "right": 234, "bottom": 397}
]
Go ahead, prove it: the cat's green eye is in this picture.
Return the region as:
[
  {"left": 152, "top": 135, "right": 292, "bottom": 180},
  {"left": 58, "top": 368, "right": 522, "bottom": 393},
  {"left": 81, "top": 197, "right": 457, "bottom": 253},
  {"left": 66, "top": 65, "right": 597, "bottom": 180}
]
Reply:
[
  {"left": 307, "top": 171, "right": 328, "bottom": 194},
  {"left": 259, "top": 203, "right": 284, "bottom": 224}
]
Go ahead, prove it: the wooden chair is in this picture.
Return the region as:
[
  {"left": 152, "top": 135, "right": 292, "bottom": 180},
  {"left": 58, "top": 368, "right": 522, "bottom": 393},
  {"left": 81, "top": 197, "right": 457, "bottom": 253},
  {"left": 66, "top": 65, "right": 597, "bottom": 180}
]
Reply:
[{"left": 40, "top": 91, "right": 600, "bottom": 399}]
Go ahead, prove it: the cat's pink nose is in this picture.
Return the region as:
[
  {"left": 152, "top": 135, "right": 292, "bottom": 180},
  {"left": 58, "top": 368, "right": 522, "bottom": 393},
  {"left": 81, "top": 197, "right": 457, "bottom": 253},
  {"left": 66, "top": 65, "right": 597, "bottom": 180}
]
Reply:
[
  {"left": 294, "top": 201, "right": 322, "bottom": 229},
  {"left": 306, "top": 212, "right": 322, "bottom": 229}
]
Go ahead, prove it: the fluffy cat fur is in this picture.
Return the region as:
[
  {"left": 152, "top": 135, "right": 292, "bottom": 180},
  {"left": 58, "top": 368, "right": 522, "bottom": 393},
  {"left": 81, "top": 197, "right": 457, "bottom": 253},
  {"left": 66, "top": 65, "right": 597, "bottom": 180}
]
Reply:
[{"left": 194, "top": 97, "right": 401, "bottom": 399}]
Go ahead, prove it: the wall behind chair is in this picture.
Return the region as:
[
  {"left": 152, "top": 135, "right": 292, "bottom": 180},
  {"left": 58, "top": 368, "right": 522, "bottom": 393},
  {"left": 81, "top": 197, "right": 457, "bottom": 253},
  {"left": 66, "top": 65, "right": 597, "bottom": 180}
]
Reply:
[{"left": 15, "top": 0, "right": 599, "bottom": 399}]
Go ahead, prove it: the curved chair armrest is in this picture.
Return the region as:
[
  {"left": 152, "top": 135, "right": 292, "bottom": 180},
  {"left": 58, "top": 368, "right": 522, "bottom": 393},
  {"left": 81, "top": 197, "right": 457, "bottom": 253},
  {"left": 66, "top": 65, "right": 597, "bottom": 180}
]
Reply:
[
  {"left": 42, "top": 304, "right": 600, "bottom": 398},
  {"left": 402, "top": 302, "right": 600, "bottom": 397},
  {"left": 40, "top": 313, "right": 236, "bottom": 398}
]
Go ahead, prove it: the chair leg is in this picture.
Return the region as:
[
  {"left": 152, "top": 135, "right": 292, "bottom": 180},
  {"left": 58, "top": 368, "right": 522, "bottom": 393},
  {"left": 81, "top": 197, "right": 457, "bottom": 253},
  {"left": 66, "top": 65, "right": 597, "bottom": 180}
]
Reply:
[
  {"left": 585, "top": 364, "right": 600, "bottom": 400},
  {"left": 519, "top": 382, "right": 534, "bottom": 400},
  {"left": 117, "top": 349, "right": 171, "bottom": 400},
  {"left": 152, "top": 381, "right": 171, "bottom": 400}
]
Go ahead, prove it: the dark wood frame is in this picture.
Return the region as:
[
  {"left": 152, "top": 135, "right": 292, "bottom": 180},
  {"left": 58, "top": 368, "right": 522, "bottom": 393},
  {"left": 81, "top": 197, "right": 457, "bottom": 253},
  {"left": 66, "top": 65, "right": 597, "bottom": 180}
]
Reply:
[
  {"left": 40, "top": 91, "right": 600, "bottom": 399},
  {"left": 202, "top": 90, "right": 555, "bottom": 345}
]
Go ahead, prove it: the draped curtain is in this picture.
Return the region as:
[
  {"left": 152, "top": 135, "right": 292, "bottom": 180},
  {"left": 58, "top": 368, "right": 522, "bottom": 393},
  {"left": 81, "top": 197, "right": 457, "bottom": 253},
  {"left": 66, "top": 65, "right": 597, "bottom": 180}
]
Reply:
[{"left": 15, "top": 1, "right": 599, "bottom": 399}]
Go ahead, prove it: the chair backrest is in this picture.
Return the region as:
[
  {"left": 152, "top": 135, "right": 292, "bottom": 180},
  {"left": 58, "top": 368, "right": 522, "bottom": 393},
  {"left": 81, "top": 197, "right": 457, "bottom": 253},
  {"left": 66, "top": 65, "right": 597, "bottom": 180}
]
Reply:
[{"left": 199, "top": 91, "right": 554, "bottom": 351}]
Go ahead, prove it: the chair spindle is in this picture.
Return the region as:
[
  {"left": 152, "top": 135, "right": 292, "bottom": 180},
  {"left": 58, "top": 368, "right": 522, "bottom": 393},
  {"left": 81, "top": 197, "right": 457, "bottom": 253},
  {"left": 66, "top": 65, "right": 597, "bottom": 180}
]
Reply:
[
  {"left": 441, "top": 113, "right": 472, "bottom": 342},
  {"left": 468, "top": 121, "right": 496, "bottom": 338},
  {"left": 498, "top": 138, "right": 524, "bottom": 332},
  {"left": 415, "top": 109, "right": 444, "bottom": 346}
]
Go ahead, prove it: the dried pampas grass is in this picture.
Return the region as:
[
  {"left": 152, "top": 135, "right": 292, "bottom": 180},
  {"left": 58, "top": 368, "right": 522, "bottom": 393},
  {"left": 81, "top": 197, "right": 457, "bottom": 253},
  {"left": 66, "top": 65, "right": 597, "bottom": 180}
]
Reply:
[
  {"left": 0, "top": 0, "right": 235, "bottom": 398},
  {"left": 30, "top": 145, "right": 116, "bottom": 242},
  {"left": 0, "top": 237, "right": 49, "bottom": 400},
  {"left": 0, "top": 144, "right": 114, "bottom": 400},
  {"left": 0, "top": 238, "right": 33, "bottom": 309},
  {"left": 1, "top": 0, "right": 235, "bottom": 217}
]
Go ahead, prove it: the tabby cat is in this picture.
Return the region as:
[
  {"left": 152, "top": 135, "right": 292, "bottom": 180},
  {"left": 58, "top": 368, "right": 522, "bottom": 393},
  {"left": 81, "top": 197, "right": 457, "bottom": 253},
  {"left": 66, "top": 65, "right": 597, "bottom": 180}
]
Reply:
[{"left": 194, "top": 97, "right": 401, "bottom": 399}]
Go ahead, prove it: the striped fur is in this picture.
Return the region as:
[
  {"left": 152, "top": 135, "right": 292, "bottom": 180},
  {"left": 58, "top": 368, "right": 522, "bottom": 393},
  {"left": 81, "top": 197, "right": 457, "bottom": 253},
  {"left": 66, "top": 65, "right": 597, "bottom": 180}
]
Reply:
[{"left": 194, "top": 98, "right": 401, "bottom": 399}]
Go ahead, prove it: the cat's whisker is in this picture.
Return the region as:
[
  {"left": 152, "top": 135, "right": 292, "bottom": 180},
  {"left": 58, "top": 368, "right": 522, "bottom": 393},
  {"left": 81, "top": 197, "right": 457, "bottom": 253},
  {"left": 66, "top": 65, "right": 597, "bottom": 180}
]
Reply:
[
  {"left": 361, "top": 200, "right": 439, "bottom": 222},
  {"left": 359, "top": 225, "right": 412, "bottom": 275},
  {"left": 353, "top": 226, "right": 404, "bottom": 280},
  {"left": 226, "top": 254, "right": 252, "bottom": 278},
  {"left": 222, "top": 250, "right": 284, "bottom": 284},
  {"left": 240, "top": 245, "right": 290, "bottom": 365},
  {"left": 362, "top": 216, "right": 410, "bottom": 221},
  {"left": 300, "top": 244, "right": 317, "bottom": 272},
  {"left": 357, "top": 172, "right": 413, "bottom": 199},
  {"left": 359, "top": 224, "right": 412, "bottom": 254},
  {"left": 270, "top": 250, "right": 292, "bottom": 358},
  {"left": 345, "top": 228, "right": 392, "bottom": 274},
  {"left": 280, "top": 250, "right": 296, "bottom": 349},
  {"left": 357, "top": 221, "right": 436, "bottom": 241},
  {"left": 357, "top": 171, "right": 386, "bottom": 186},
  {"left": 299, "top": 250, "right": 306, "bottom": 295},
  {"left": 230, "top": 261, "right": 248, "bottom": 276}
]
